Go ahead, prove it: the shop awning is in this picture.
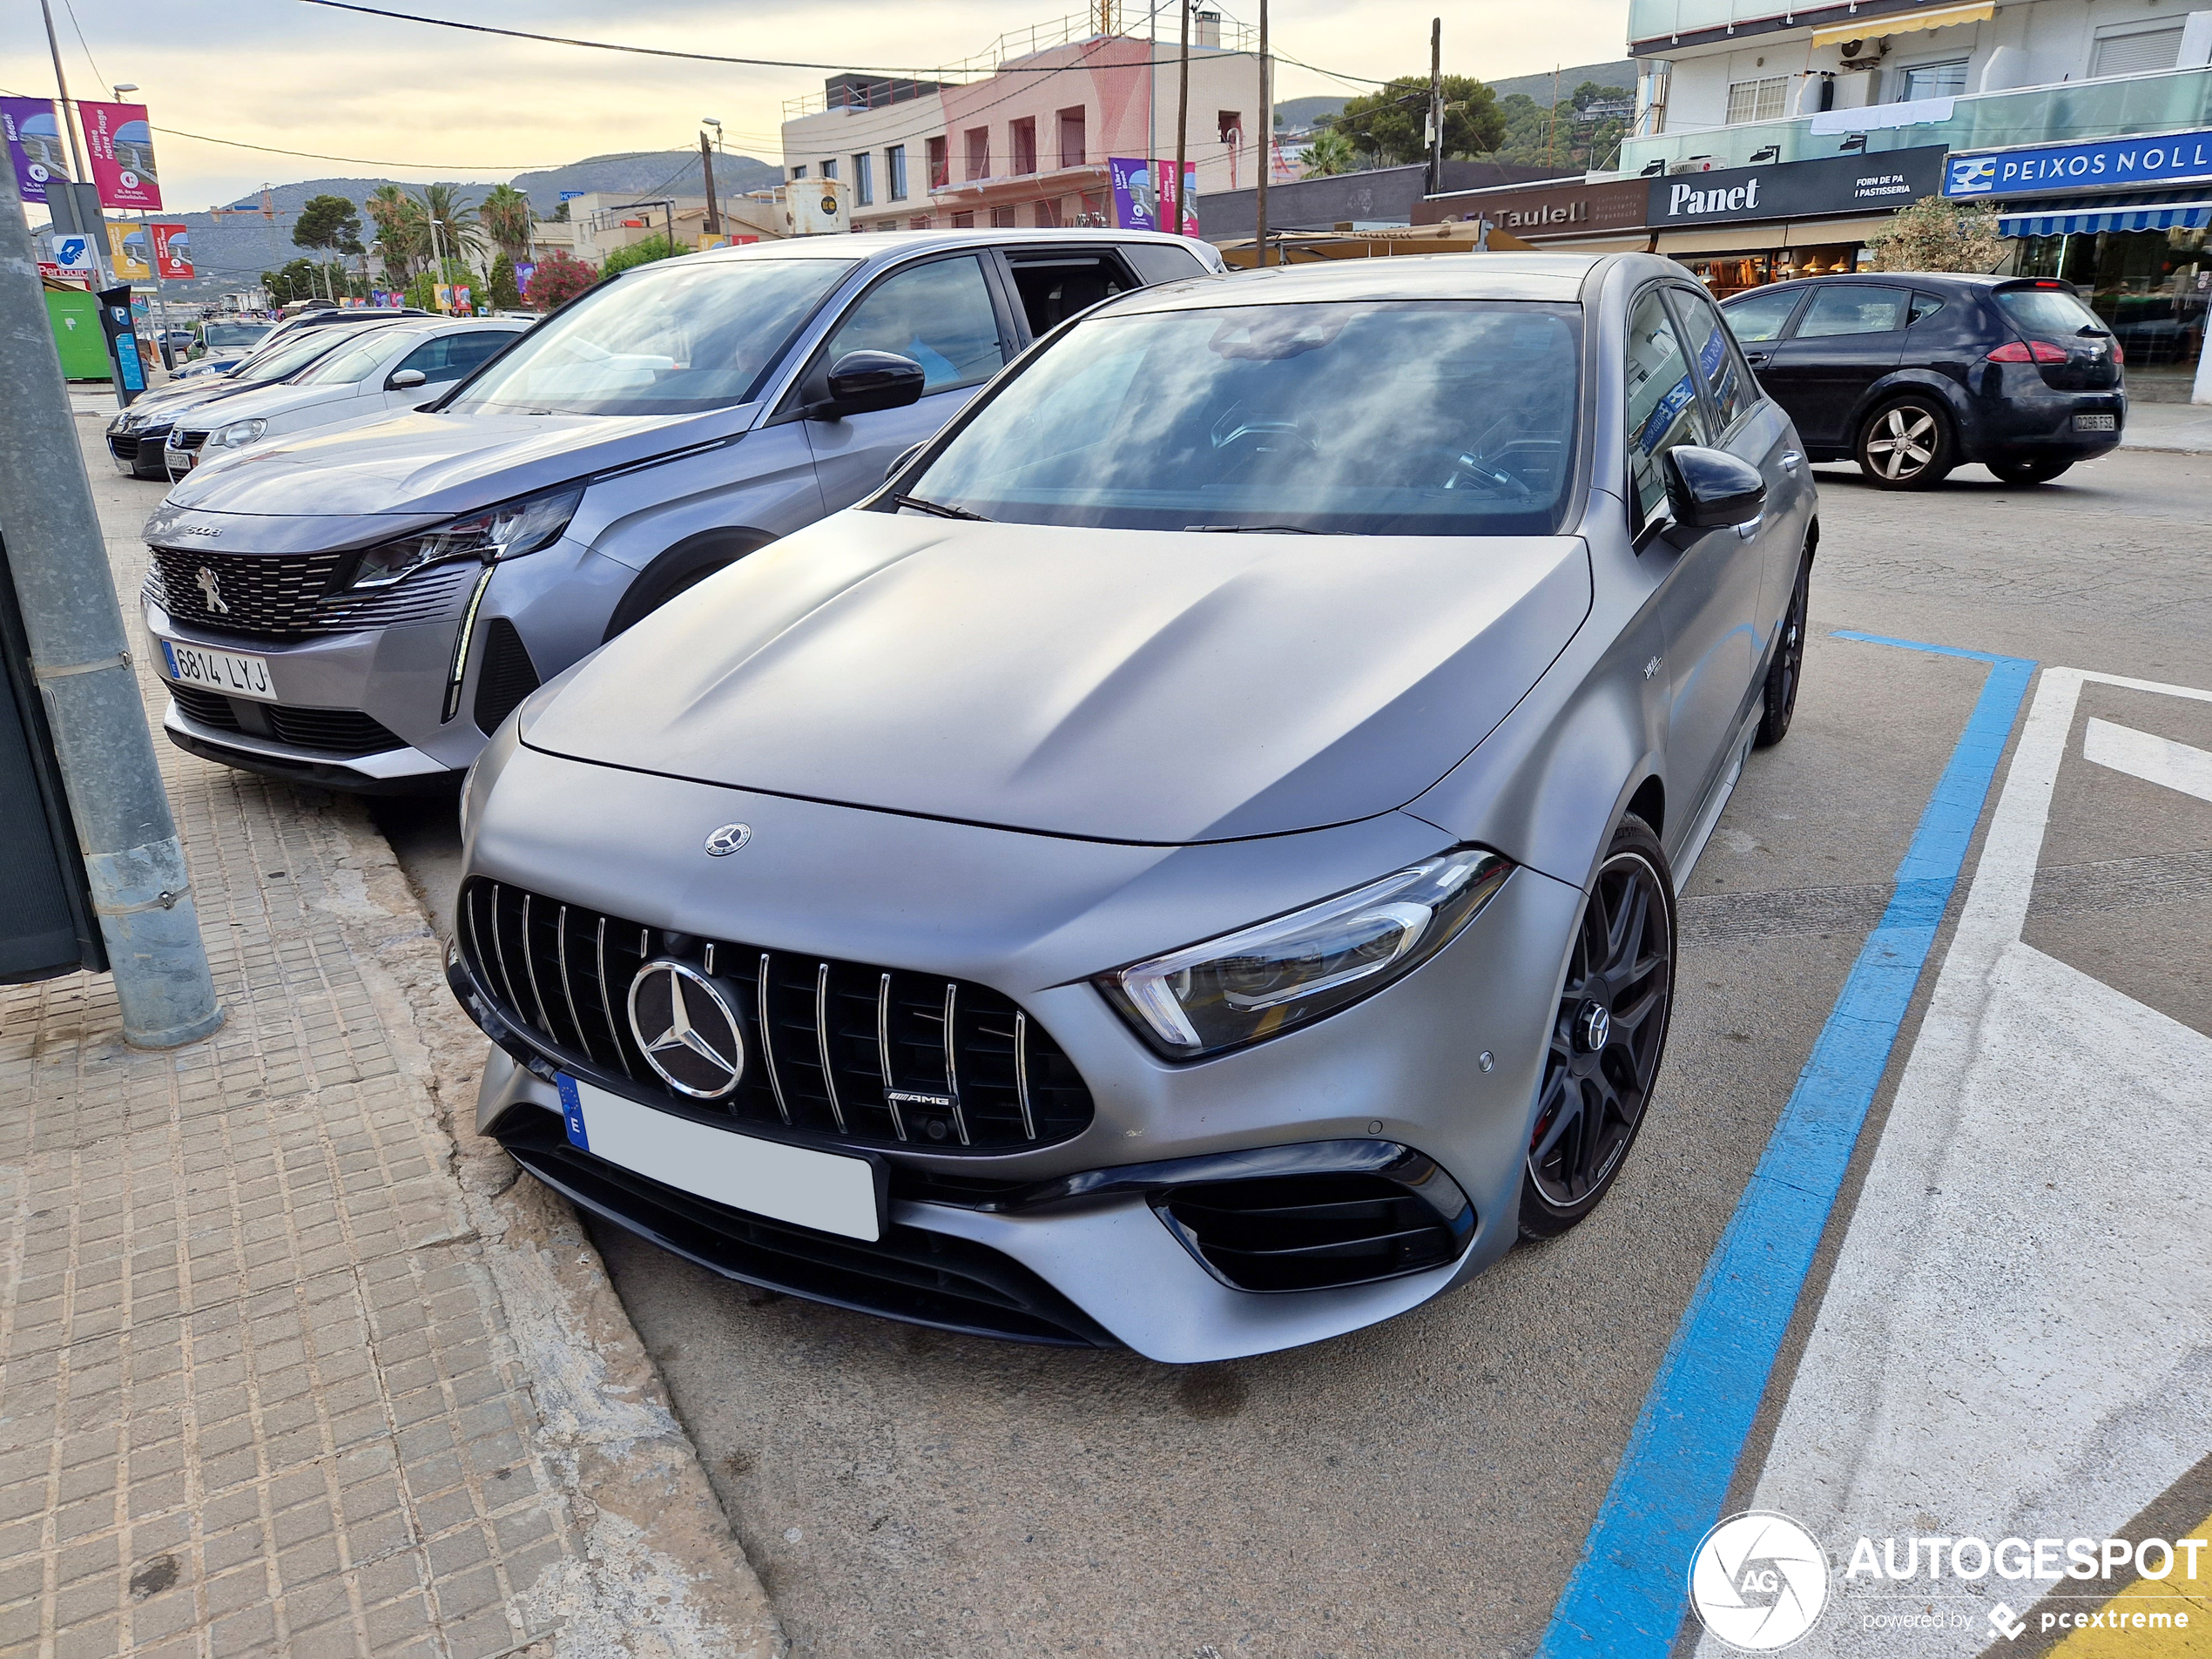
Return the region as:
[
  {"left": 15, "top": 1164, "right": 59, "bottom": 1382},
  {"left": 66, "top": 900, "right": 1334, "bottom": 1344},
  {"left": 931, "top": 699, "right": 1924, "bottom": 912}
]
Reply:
[
  {"left": 1811, "top": 0, "right": 1992, "bottom": 45},
  {"left": 1997, "top": 202, "right": 2212, "bottom": 236}
]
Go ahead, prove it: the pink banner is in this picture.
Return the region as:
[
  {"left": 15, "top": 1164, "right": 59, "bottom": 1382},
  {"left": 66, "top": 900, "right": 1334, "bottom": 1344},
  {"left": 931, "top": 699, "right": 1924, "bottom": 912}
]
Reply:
[{"left": 81, "top": 101, "right": 161, "bottom": 210}]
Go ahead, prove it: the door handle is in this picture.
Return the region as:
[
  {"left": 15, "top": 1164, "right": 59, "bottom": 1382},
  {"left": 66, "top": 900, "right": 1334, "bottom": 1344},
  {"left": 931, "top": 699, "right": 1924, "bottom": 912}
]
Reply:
[
  {"left": 1779, "top": 450, "right": 1804, "bottom": 474},
  {"left": 1745, "top": 352, "right": 1771, "bottom": 366}
]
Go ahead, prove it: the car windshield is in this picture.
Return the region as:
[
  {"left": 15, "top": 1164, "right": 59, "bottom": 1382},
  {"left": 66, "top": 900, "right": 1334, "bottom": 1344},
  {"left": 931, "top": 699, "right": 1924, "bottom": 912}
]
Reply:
[
  {"left": 448, "top": 256, "right": 858, "bottom": 416},
  {"left": 203, "top": 324, "right": 269, "bottom": 349},
  {"left": 903, "top": 300, "right": 1583, "bottom": 536},
  {"left": 294, "top": 333, "right": 406, "bottom": 385},
  {"left": 1997, "top": 287, "right": 2107, "bottom": 341},
  {"left": 230, "top": 330, "right": 368, "bottom": 384}
]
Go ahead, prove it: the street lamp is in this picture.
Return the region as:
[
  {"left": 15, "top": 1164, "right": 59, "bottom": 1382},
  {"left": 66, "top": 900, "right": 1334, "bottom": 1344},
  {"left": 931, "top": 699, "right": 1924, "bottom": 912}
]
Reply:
[
  {"left": 111, "top": 82, "right": 138, "bottom": 98},
  {"left": 703, "top": 118, "right": 723, "bottom": 152}
]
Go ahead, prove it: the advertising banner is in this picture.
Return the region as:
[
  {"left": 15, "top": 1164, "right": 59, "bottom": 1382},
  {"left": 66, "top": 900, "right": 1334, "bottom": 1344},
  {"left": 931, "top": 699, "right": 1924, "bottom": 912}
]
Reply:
[
  {"left": 1943, "top": 125, "right": 2212, "bottom": 199},
  {"left": 151, "top": 223, "right": 193, "bottom": 278},
  {"left": 511, "top": 265, "right": 535, "bottom": 297},
  {"left": 1109, "top": 158, "right": 1199, "bottom": 234},
  {"left": 2, "top": 96, "right": 70, "bottom": 204},
  {"left": 81, "top": 101, "right": 161, "bottom": 210},
  {"left": 106, "top": 221, "right": 152, "bottom": 280}
]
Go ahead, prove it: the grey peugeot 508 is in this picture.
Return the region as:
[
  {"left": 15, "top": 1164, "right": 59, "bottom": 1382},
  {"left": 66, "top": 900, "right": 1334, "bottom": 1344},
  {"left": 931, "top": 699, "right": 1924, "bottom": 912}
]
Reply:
[{"left": 448, "top": 253, "right": 1818, "bottom": 1362}]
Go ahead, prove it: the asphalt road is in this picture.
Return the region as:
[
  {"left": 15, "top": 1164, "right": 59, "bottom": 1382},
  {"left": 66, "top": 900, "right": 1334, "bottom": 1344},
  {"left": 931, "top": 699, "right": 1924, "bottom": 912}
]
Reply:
[{"left": 242, "top": 444, "right": 2212, "bottom": 1656}]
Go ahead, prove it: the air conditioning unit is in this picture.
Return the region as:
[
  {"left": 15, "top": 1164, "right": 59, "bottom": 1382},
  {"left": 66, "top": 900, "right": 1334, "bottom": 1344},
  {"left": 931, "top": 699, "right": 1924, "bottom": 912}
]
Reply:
[{"left": 1836, "top": 37, "right": 1890, "bottom": 68}]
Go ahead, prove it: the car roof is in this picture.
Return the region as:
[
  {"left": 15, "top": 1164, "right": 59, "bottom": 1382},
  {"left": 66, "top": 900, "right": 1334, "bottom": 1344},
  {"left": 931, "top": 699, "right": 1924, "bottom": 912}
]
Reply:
[
  {"left": 676, "top": 227, "right": 1216, "bottom": 269},
  {"left": 1722, "top": 272, "right": 2011, "bottom": 300},
  {"left": 1102, "top": 251, "right": 1603, "bottom": 313}
]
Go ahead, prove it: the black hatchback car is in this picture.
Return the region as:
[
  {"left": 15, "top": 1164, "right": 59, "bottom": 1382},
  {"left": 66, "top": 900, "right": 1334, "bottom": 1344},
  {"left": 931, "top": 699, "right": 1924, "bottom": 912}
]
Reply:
[{"left": 1719, "top": 273, "right": 2124, "bottom": 489}]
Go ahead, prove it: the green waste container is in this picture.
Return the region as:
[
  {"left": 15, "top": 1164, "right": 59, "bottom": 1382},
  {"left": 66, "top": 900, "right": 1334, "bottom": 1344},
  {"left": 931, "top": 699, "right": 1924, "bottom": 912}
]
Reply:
[{"left": 45, "top": 288, "right": 110, "bottom": 381}]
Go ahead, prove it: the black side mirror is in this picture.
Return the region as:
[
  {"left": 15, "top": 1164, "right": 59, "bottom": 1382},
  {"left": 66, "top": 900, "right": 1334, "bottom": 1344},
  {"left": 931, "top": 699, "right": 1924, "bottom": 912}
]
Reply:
[
  {"left": 811, "top": 351, "right": 925, "bottom": 420},
  {"left": 1662, "top": 444, "right": 1765, "bottom": 532}
]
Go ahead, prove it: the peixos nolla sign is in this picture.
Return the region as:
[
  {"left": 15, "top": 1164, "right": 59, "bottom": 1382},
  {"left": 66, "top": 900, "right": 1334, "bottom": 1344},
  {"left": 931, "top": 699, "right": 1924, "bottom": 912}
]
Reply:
[
  {"left": 1944, "top": 125, "right": 2212, "bottom": 199},
  {"left": 1649, "top": 146, "right": 1946, "bottom": 227}
]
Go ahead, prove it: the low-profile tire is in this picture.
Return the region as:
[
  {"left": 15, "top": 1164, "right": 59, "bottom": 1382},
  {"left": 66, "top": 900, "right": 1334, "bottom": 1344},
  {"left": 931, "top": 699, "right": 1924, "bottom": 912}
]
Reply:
[
  {"left": 1754, "top": 551, "right": 1811, "bottom": 748},
  {"left": 1987, "top": 456, "right": 2073, "bottom": 487},
  {"left": 1519, "top": 816, "right": 1677, "bottom": 1241},
  {"left": 1855, "top": 396, "right": 1954, "bottom": 490}
]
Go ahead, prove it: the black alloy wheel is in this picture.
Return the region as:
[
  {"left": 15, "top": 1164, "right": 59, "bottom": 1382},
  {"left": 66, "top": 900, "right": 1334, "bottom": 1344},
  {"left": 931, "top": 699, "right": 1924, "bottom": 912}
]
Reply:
[
  {"left": 1521, "top": 818, "right": 1676, "bottom": 1239},
  {"left": 1756, "top": 552, "right": 1811, "bottom": 748},
  {"left": 1856, "top": 397, "right": 1953, "bottom": 490},
  {"left": 1987, "top": 456, "right": 2074, "bottom": 487}
]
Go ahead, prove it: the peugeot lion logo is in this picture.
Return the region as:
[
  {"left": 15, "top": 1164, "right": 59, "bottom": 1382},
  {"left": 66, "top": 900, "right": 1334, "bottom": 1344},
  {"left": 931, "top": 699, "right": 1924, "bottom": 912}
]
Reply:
[
  {"left": 626, "top": 960, "right": 745, "bottom": 1098},
  {"left": 703, "top": 823, "right": 752, "bottom": 857},
  {"left": 195, "top": 567, "right": 230, "bottom": 614}
]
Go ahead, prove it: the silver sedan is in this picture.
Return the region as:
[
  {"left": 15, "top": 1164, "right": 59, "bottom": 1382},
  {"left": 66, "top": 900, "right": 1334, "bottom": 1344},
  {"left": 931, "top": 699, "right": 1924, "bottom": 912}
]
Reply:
[{"left": 449, "top": 252, "right": 1817, "bottom": 1362}]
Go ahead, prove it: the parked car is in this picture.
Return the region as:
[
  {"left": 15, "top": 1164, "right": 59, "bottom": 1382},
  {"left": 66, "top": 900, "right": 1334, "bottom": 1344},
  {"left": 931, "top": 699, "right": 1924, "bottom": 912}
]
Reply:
[
  {"left": 1719, "top": 273, "right": 2124, "bottom": 489},
  {"left": 163, "top": 319, "right": 527, "bottom": 480},
  {"left": 444, "top": 252, "right": 1817, "bottom": 1361},
  {"left": 138, "top": 231, "right": 1224, "bottom": 791},
  {"left": 171, "top": 319, "right": 274, "bottom": 379},
  {"left": 106, "top": 319, "right": 403, "bottom": 480}
]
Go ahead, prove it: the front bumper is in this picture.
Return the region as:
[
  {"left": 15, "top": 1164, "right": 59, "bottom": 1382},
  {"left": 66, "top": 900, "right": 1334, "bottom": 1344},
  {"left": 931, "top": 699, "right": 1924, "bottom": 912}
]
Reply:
[{"left": 455, "top": 742, "right": 1586, "bottom": 1362}]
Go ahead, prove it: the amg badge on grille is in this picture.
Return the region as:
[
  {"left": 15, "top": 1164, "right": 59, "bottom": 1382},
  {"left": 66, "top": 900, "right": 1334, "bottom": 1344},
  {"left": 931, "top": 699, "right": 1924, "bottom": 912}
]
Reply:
[{"left": 626, "top": 960, "right": 746, "bottom": 1098}]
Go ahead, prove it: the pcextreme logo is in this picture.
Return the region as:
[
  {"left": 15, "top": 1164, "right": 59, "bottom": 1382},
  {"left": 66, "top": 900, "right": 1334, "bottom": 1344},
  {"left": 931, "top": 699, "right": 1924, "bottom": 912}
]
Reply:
[{"left": 1689, "top": 1512, "right": 1831, "bottom": 1651}]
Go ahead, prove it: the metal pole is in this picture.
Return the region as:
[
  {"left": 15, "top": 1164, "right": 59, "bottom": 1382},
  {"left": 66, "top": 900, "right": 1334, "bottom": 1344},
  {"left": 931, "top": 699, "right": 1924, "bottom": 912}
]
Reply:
[
  {"left": 1256, "top": 0, "right": 1271, "bottom": 265},
  {"left": 701, "top": 133, "right": 721, "bottom": 236},
  {"left": 0, "top": 163, "right": 222, "bottom": 1048},
  {"left": 1428, "top": 19, "right": 1444, "bottom": 199},
  {"left": 37, "top": 0, "right": 90, "bottom": 181},
  {"left": 1173, "top": 0, "right": 1190, "bottom": 234}
]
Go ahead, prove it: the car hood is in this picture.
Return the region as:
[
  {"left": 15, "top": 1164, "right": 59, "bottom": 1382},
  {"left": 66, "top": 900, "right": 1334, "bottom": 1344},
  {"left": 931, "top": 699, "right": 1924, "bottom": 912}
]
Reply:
[
  {"left": 172, "top": 380, "right": 369, "bottom": 428},
  {"left": 158, "top": 405, "right": 732, "bottom": 518},
  {"left": 523, "top": 513, "right": 1593, "bottom": 844},
  {"left": 125, "top": 375, "right": 263, "bottom": 419}
]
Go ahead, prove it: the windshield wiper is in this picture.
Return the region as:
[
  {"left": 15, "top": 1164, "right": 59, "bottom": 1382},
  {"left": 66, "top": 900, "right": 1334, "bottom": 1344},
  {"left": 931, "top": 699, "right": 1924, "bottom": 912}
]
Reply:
[
  {"left": 1186, "top": 523, "right": 1321, "bottom": 533},
  {"left": 894, "top": 493, "right": 992, "bottom": 522}
]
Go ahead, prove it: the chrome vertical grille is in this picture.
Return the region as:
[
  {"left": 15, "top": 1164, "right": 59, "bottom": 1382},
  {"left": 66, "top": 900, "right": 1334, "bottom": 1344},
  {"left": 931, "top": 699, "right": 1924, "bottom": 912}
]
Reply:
[{"left": 456, "top": 877, "right": 1094, "bottom": 1153}]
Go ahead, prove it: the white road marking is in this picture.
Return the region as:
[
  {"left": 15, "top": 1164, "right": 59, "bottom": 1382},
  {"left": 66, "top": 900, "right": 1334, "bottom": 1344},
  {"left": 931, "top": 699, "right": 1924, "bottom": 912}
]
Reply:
[
  {"left": 2083, "top": 716, "right": 2212, "bottom": 805},
  {"left": 1697, "top": 669, "right": 2212, "bottom": 1658}
]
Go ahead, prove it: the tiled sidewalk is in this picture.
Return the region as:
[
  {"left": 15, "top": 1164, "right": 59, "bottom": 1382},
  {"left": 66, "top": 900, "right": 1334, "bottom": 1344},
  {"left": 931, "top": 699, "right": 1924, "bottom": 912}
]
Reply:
[{"left": 0, "top": 423, "right": 779, "bottom": 1656}]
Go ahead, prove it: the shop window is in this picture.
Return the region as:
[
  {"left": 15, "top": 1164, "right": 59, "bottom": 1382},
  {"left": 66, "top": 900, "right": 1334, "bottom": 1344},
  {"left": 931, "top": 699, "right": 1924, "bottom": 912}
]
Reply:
[
  {"left": 1011, "top": 118, "right": 1038, "bottom": 175},
  {"left": 1794, "top": 285, "right": 1910, "bottom": 337},
  {"left": 1898, "top": 59, "right": 1968, "bottom": 101},
  {"left": 2090, "top": 23, "right": 2184, "bottom": 77},
  {"left": 1625, "top": 287, "right": 1707, "bottom": 529},
  {"left": 887, "top": 145, "right": 907, "bottom": 201},
  {"left": 1725, "top": 76, "right": 1790, "bottom": 124},
  {"left": 1058, "top": 107, "right": 1088, "bottom": 167}
]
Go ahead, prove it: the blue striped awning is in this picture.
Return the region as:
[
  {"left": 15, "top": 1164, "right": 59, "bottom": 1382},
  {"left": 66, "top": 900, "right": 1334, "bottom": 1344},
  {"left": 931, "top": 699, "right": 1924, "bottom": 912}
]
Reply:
[{"left": 1998, "top": 203, "right": 2212, "bottom": 237}]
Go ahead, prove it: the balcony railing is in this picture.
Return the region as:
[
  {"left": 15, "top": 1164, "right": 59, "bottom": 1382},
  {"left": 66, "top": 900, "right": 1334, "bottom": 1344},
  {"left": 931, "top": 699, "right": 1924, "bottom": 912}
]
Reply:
[{"left": 1623, "top": 62, "right": 2212, "bottom": 173}]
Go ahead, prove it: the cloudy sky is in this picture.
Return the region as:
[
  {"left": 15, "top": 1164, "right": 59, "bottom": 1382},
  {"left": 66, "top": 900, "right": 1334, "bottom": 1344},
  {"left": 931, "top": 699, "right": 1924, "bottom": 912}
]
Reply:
[{"left": 5, "top": 0, "right": 1630, "bottom": 210}]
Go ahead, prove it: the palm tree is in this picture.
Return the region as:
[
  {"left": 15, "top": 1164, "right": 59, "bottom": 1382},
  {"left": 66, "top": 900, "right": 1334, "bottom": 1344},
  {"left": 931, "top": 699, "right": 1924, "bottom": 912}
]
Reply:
[
  {"left": 1298, "top": 130, "right": 1359, "bottom": 178},
  {"left": 415, "top": 184, "right": 487, "bottom": 272},
  {"left": 477, "top": 183, "right": 538, "bottom": 265}
]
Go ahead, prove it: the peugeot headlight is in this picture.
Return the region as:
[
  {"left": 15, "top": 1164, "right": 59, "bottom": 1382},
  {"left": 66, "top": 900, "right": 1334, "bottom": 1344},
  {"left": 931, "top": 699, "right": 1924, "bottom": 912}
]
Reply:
[
  {"left": 1099, "top": 847, "right": 1514, "bottom": 1060},
  {"left": 342, "top": 484, "right": 584, "bottom": 592},
  {"left": 211, "top": 417, "right": 266, "bottom": 449}
]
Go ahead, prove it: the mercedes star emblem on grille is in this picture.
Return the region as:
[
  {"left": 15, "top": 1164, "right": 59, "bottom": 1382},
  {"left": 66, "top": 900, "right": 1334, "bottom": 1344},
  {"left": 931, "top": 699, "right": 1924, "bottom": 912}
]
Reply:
[
  {"left": 194, "top": 567, "right": 230, "bottom": 614},
  {"left": 703, "top": 823, "right": 752, "bottom": 857},
  {"left": 625, "top": 959, "right": 745, "bottom": 1098}
]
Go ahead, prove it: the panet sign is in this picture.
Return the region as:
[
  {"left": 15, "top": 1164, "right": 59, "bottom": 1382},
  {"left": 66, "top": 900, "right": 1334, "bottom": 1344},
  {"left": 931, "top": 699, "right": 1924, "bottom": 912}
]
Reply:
[{"left": 1647, "top": 145, "right": 1944, "bottom": 226}]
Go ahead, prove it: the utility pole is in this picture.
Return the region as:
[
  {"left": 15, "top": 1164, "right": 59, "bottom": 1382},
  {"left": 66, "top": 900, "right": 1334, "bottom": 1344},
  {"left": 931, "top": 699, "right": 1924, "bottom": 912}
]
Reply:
[
  {"left": 700, "top": 132, "right": 721, "bottom": 236},
  {"left": 1428, "top": 18, "right": 1444, "bottom": 199},
  {"left": 37, "top": 0, "right": 89, "bottom": 180},
  {"left": 1255, "top": 0, "right": 1271, "bottom": 266},
  {"left": 1173, "top": 0, "right": 1191, "bottom": 234},
  {"left": 0, "top": 164, "right": 223, "bottom": 1049}
]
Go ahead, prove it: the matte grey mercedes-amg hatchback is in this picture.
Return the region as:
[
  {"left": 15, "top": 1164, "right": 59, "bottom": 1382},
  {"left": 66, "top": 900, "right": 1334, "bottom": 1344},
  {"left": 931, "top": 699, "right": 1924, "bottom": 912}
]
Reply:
[{"left": 448, "top": 253, "right": 1817, "bottom": 1362}]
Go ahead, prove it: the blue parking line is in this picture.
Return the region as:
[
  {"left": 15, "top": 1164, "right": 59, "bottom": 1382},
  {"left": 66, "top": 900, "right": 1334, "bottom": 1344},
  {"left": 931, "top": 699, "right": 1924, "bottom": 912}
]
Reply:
[{"left": 1534, "top": 632, "right": 2038, "bottom": 1658}]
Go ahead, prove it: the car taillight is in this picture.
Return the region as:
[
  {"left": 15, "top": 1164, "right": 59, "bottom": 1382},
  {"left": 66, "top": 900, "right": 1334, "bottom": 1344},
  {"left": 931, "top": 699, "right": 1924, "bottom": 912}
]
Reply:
[
  {"left": 1986, "top": 340, "right": 2069, "bottom": 364},
  {"left": 2112, "top": 340, "right": 2124, "bottom": 364}
]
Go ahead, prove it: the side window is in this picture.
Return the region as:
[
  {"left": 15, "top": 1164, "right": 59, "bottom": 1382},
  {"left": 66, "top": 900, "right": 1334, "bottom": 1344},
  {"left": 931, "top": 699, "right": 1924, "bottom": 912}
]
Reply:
[
  {"left": 391, "top": 337, "right": 451, "bottom": 382},
  {"left": 1909, "top": 292, "right": 1946, "bottom": 326},
  {"left": 1123, "top": 242, "right": 1211, "bottom": 285},
  {"left": 1626, "top": 287, "right": 1707, "bottom": 529},
  {"left": 442, "top": 332, "right": 513, "bottom": 378},
  {"left": 1794, "top": 284, "right": 1911, "bottom": 338},
  {"left": 823, "top": 254, "right": 1006, "bottom": 393},
  {"left": 1004, "top": 253, "right": 1136, "bottom": 336},
  {"left": 1669, "top": 287, "right": 1755, "bottom": 434},
  {"left": 1718, "top": 286, "right": 1801, "bottom": 343}
]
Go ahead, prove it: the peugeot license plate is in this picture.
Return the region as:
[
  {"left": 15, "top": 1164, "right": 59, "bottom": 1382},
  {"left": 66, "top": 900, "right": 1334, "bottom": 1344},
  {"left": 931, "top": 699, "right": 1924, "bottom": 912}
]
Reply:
[
  {"left": 2073, "top": 413, "right": 2117, "bottom": 432},
  {"left": 556, "top": 1074, "right": 883, "bottom": 1241},
  {"left": 161, "top": 639, "right": 277, "bottom": 703}
]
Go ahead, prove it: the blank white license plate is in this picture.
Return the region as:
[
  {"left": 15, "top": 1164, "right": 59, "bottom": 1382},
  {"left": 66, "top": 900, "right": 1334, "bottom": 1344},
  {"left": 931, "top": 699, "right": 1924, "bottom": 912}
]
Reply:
[
  {"left": 556, "top": 1074, "right": 882, "bottom": 1241},
  {"left": 162, "top": 638, "right": 276, "bottom": 702},
  {"left": 2074, "top": 413, "right": 2117, "bottom": 432}
]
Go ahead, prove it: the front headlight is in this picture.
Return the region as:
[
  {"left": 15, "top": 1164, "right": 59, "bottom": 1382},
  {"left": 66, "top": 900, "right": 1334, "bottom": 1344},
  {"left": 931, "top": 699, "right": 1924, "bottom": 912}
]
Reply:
[
  {"left": 341, "top": 484, "right": 584, "bottom": 592},
  {"left": 211, "top": 417, "right": 266, "bottom": 448},
  {"left": 1099, "top": 847, "right": 1514, "bottom": 1060}
]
